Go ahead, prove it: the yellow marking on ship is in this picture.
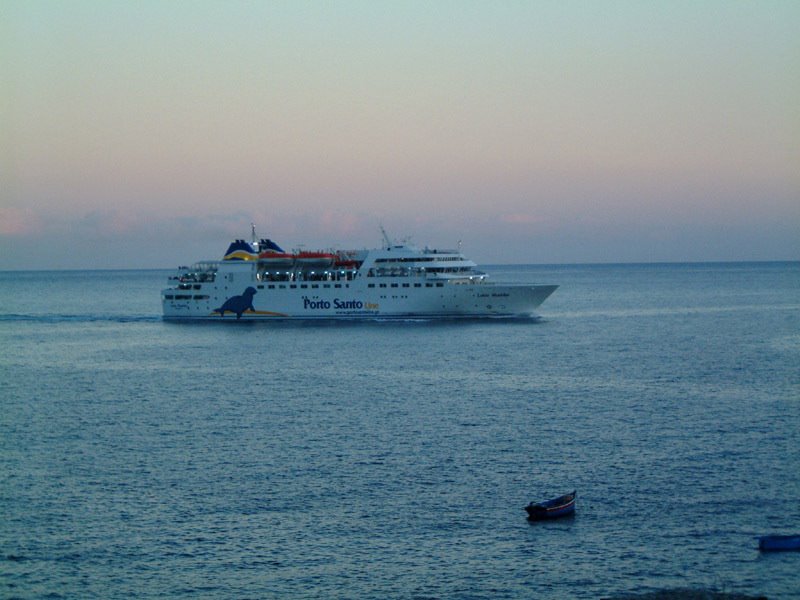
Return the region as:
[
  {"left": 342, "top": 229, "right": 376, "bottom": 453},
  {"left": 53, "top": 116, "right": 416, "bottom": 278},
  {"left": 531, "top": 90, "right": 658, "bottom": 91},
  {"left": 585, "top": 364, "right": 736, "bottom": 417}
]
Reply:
[
  {"left": 249, "top": 309, "right": 290, "bottom": 317},
  {"left": 222, "top": 251, "right": 258, "bottom": 260}
]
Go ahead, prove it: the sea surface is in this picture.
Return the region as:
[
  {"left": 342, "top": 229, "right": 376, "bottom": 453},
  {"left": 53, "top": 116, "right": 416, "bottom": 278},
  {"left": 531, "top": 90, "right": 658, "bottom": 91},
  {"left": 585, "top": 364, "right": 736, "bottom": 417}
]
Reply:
[{"left": 1, "top": 263, "right": 799, "bottom": 599}]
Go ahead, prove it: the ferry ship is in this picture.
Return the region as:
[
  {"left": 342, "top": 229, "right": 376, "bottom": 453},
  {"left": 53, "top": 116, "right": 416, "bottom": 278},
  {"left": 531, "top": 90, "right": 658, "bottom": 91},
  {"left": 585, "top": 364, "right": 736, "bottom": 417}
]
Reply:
[{"left": 161, "top": 229, "right": 557, "bottom": 320}]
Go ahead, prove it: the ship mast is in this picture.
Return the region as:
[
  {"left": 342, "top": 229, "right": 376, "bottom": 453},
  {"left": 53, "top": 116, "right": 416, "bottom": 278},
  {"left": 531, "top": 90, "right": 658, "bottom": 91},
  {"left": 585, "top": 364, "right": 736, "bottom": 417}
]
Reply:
[{"left": 379, "top": 224, "right": 392, "bottom": 249}]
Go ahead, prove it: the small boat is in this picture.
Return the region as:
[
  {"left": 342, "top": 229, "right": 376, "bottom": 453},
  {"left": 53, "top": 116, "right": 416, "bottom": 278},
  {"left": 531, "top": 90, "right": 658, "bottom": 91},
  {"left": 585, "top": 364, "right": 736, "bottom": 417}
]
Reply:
[
  {"left": 258, "top": 250, "right": 296, "bottom": 268},
  {"left": 294, "top": 251, "right": 336, "bottom": 269},
  {"left": 525, "top": 490, "right": 576, "bottom": 520},
  {"left": 758, "top": 534, "right": 800, "bottom": 552}
]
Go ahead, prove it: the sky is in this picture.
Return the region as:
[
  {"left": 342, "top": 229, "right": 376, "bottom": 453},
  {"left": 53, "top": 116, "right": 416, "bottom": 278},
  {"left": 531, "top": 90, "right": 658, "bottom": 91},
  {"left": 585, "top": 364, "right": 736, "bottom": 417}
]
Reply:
[{"left": 2, "top": 0, "right": 799, "bottom": 269}]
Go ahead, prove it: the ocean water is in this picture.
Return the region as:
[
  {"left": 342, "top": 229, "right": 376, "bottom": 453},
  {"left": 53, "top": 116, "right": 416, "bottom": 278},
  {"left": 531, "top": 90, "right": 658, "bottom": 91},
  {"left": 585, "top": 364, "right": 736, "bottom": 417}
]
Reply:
[{"left": 1, "top": 263, "right": 798, "bottom": 599}]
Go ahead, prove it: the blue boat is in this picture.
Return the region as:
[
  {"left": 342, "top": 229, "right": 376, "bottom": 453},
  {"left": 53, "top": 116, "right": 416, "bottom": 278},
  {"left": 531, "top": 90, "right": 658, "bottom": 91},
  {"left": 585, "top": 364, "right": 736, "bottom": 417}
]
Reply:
[
  {"left": 525, "top": 490, "right": 576, "bottom": 520},
  {"left": 758, "top": 534, "right": 800, "bottom": 552}
]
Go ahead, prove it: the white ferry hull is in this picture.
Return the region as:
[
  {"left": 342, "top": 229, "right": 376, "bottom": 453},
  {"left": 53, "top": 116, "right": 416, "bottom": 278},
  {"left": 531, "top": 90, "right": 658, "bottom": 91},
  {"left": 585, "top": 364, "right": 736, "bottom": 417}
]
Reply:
[{"left": 162, "top": 280, "right": 557, "bottom": 320}]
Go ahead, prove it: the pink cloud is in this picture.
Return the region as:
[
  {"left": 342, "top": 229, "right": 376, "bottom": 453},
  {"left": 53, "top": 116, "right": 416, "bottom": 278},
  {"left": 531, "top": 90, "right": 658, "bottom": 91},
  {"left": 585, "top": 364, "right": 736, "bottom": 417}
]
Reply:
[
  {"left": 0, "top": 207, "right": 42, "bottom": 236},
  {"left": 317, "top": 210, "right": 363, "bottom": 238}
]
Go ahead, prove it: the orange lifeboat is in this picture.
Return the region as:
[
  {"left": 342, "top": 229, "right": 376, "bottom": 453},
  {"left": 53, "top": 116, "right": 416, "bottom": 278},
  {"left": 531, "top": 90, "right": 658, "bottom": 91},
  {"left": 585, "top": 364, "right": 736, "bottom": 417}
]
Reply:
[
  {"left": 258, "top": 250, "right": 296, "bottom": 268},
  {"left": 295, "top": 251, "right": 336, "bottom": 268}
]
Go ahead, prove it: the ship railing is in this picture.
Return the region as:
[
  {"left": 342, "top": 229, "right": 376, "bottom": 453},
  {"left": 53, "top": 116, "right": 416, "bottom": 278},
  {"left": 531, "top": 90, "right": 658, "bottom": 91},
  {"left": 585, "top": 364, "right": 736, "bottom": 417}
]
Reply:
[
  {"left": 432, "top": 272, "right": 488, "bottom": 284},
  {"left": 176, "top": 272, "right": 216, "bottom": 283},
  {"left": 257, "top": 267, "right": 358, "bottom": 283}
]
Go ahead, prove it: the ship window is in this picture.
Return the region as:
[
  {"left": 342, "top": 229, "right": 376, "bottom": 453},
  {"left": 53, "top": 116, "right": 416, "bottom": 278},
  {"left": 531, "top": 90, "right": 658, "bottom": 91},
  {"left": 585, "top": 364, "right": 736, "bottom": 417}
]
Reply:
[
  {"left": 414, "top": 283, "right": 421, "bottom": 288},
  {"left": 279, "top": 285, "right": 286, "bottom": 289},
  {"left": 268, "top": 284, "right": 275, "bottom": 289},
  {"left": 300, "top": 284, "right": 308, "bottom": 289},
  {"left": 290, "top": 285, "right": 297, "bottom": 289},
  {"left": 164, "top": 294, "right": 174, "bottom": 299},
  {"left": 335, "top": 284, "right": 342, "bottom": 288},
  {"left": 323, "top": 284, "right": 330, "bottom": 288},
  {"left": 379, "top": 283, "right": 386, "bottom": 288},
  {"left": 311, "top": 284, "right": 318, "bottom": 289},
  {"left": 193, "top": 284, "right": 201, "bottom": 290},
  {"left": 391, "top": 283, "right": 398, "bottom": 288},
  {"left": 402, "top": 283, "right": 409, "bottom": 287},
  {"left": 425, "top": 283, "right": 433, "bottom": 287},
  {"left": 193, "top": 295, "right": 209, "bottom": 300},
  {"left": 368, "top": 284, "right": 375, "bottom": 288},
  {"left": 436, "top": 283, "right": 444, "bottom": 287}
]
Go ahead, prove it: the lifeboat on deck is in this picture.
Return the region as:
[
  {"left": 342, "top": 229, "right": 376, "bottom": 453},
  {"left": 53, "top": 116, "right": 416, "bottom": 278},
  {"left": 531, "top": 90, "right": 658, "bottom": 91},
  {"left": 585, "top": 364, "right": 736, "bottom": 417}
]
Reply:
[
  {"left": 258, "top": 250, "right": 296, "bottom": 268},
  {"left": 334, "top": 251, "right": 362, "bottom": 270},
  {"left": 295, "top": 251, "right": 336, "bottom": 269},
  {"left": 256, "top": 238, "right": 295, "bottom": 268}
]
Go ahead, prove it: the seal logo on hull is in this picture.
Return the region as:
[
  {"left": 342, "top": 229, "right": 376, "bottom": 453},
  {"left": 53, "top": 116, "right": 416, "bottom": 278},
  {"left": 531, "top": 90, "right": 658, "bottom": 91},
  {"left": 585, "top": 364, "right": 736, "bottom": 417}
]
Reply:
[{"left": 214, "top": 287, "right": 257, "bottom": 319}]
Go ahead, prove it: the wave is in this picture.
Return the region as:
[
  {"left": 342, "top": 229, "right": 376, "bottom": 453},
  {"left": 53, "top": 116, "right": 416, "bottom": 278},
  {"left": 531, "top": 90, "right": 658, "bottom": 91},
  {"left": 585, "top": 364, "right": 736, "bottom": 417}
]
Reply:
[
  {"left": 0, "top": 313, "right": 161, "bottom": 324},
  {"left": 550, "top": 303, "right": 800, "bottom": 320},
  {"left": 161, "top": 314, "right": 547, "bottom": 328}
]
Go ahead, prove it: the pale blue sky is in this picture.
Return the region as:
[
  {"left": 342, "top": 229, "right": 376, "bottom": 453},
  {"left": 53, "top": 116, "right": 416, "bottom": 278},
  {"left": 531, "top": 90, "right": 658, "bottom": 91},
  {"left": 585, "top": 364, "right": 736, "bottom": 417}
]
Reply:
[{"left": 2, "top": 1, "right": 798, "bottom": 268}]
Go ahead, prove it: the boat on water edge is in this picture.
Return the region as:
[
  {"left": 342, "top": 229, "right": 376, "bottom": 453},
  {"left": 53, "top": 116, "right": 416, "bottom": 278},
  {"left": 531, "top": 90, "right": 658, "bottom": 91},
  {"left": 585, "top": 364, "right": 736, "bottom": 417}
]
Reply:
[
  {"left": 161, "top": 229, "right": 558, "bottom": 321},
  {"left": 525, "top": 491, "right": 576, "bottom": 520},
  {"left": 758, "top": 534, "right": 800, "bottom": 552}
]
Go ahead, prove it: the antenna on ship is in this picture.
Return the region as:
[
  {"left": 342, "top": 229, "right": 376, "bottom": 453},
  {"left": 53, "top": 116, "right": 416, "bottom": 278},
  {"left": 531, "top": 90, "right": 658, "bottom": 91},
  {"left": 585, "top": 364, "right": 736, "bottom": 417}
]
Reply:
[
  {"left": 251, "top": 222, "right": 257, "bottom": 246},
  {"left": 379, "top": 224, "right": 392, "bottom": 249}
]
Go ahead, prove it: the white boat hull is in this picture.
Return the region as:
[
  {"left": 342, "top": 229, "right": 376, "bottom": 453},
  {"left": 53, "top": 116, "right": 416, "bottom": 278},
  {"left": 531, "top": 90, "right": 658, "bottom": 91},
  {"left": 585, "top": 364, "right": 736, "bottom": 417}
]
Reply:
[{"left": 163, "top": 278, "right": 557, "bottom": 320}]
